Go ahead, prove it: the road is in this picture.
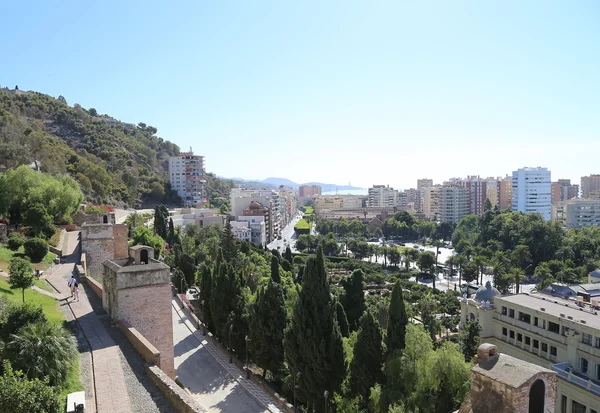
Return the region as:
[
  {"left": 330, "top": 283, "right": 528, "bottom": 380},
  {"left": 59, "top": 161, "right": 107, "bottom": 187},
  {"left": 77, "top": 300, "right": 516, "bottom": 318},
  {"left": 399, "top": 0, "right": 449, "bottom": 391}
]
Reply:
[
  {"left": 172, "top": 302, "right": 275, "bottom": 413},
  {"left": 267, "top": 212, "right": 303, "bottom": 253}
]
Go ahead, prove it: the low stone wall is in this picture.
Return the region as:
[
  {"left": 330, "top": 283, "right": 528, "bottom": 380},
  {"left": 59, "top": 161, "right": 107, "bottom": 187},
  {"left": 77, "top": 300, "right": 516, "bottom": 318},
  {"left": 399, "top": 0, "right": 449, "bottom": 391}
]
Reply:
[
  {"left": 49, "top": 245, "right": 62, "bottom": 257},
  {"left": 118, "top": 319, "right": 161, "bottom": 367},
  {"left": 83, "top": 274, "right": 103, "bottom": 299},
  {"left": 145, "top": 364, "right": 205, "bottom": 413},
  {"left": 80, "top": 253, "right": 87, "bottom": 274}
]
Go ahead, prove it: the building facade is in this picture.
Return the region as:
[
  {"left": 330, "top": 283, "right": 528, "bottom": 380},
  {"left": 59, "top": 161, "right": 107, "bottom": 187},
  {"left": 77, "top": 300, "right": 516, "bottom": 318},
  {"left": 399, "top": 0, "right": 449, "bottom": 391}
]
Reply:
[
  {"left": 461, "top": 285, "right": 600, "bottom": 413},
  {"left": 565, "top": 199, "right": 600, "bottom": 229},
  {"left": 81, "top": 213, "right": 128, "bottom": 280},
  {"left": 424, "top": 185, "right": 468, "bottom": 224},
  {"left": 581, "top": 175, "right": 600, "bottom": 199},
  {"left": 498, "top": 177, "right": 513, "bottom": 211},
  {"left": 230, "top": 221, "right": 251, "bottom": 242},
  {"left": 367, "top": 185, "right": 398, "bottom": 207},
  {"left": 298, "top": 185, "right": 321, "bottom": 198},
  {"left": 512, "top": 167, "right": 552, "bottom": 220},
  {"left": 237, "top": 216, "right": 266, "bottom": 247},
  {"left": 168, "top": 151, "right": 205, "bottom": 206}
]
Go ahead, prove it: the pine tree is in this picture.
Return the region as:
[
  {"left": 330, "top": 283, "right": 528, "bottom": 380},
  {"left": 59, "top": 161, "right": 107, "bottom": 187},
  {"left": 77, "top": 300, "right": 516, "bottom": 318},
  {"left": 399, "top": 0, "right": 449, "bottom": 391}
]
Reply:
[
  {"left": 350, "top": 311, "right": 384, "bottom": 400},
  {"left": 341, "top": 269, "right": 366, "bottom": 331},
  {"left": 200, "top": 264, "right": 213, "bottom": 332},
  {"left": 249, "top": 280, "right": 286, "bottom": 377},
  {"left": 336, "top": 300, "right": 350, "bottom": 338},
  {"left": 284, "top": 246, "right": 346, "bottom": 410},
  {"left": 386, "top": 281, "right": 408, "bottom": 354},
  {"left": 270, "top": 255, "right": 281, "bottom": 283}
]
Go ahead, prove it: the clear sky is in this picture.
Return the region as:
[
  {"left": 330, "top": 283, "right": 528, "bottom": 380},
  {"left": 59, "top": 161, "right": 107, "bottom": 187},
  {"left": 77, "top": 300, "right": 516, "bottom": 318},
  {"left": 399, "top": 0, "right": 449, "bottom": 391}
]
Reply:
[{"left": 2, "top": 1, "right": 599, "bottom": 189}]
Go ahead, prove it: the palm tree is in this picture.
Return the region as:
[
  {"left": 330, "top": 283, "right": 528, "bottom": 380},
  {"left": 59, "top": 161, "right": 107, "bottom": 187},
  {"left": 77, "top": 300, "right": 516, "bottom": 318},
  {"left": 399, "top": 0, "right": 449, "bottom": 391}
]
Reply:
[
  {"left": 402, "top": 248, "right": 413, "bottom": 272},
  {"left": 509, "top": 267, "right": 528, "bottom": 294},
  {"left": 445, "top": 256, "right": 456, "bottom": 279},
  {"left": 472, "top": 255, "right": 488, "bottom": 285},
  {"left": 432, "top": 240, "right": 444, "bottom": 289},
  {"left": 534, "top": 262, "right": 553, "bottom": 290},
  {"left": 512, "top": 244, "right": 532, "bottom": 271},
  {"left": 455, "top": 254, "right": 467, "bottom": 293},
  {"left": 6, "top": 321, "right": 75, "bottom": 386}
]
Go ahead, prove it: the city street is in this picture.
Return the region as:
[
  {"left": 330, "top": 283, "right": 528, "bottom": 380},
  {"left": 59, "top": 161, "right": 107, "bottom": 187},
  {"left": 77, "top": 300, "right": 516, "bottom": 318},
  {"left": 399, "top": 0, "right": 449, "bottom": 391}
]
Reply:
[{"left": 267, "top": 212, "right": 303, "bottom": 253}]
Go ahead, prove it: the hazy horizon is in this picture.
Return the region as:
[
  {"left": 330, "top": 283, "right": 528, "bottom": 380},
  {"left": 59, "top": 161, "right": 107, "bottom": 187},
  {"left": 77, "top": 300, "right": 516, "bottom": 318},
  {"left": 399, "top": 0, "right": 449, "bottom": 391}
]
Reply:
[{"left": 3, "top": 1, "right": 598, "bottom": 189}]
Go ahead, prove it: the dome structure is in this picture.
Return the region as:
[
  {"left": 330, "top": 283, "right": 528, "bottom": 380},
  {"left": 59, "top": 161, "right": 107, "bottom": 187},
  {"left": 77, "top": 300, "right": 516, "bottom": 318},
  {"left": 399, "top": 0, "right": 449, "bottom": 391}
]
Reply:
[
  {"left": 475, "top": 281, "right": 501, "bottom": 303},
  {"left": 590, "top": 269, "right": 600, "bottom": 280}
]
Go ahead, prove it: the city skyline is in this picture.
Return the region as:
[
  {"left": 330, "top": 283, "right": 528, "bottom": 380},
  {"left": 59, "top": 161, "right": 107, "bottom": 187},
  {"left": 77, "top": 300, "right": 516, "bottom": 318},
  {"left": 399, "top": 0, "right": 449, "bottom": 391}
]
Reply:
[{"left": 2, "top": 1, "right": 599, "bottom": 188}]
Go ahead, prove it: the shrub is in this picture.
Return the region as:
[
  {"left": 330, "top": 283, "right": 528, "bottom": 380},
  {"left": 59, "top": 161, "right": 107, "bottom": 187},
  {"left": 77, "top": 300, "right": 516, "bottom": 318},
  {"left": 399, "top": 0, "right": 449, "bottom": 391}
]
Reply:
[
  {"left": 23, "top": 238, "right": 48, "bottom": 262},
  {"left": 0, "top": 361, "right": 61, "bottom": 413},
  {"left": 7, "top": 233, "right": 25, "bottom": 251},
  {"left": 0, "top": 301, "right": 47, "bottom": 342}
]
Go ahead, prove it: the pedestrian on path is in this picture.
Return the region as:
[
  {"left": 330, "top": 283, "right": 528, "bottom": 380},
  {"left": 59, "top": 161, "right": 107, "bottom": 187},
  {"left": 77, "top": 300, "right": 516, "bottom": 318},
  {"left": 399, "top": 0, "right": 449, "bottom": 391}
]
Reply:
[
  {"left": 68, "top": 274, "right": 77, "bottom": 298},
  {"left": 73, "top": 281, "right": 80, "bottom": 302}
]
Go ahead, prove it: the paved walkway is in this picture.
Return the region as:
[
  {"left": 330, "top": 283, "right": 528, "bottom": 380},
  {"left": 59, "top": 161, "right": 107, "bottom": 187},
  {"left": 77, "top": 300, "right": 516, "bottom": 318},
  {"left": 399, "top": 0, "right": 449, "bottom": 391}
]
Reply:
[{"left": 172, "top": 301, "right": 283, "bottom": 413}]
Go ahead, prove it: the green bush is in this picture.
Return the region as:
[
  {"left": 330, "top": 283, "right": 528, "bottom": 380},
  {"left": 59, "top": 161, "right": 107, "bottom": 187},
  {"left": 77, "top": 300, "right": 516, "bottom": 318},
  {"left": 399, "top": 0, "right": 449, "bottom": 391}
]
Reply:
[
  {"left": 23, "top": 238, "right": 49, "bottom": 262},
  {"left": 0, "top": 360, "right": 61, "bottom": 413},
  {"left": 7, "top": 233, "right": 25, "bottom": 251}
]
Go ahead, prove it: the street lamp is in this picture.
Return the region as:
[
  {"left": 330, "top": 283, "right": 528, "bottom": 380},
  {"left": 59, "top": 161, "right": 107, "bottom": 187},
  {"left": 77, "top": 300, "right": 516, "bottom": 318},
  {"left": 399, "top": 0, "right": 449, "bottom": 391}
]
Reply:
[
  {"left": 245, "top": 335, "right": 250, "bottom": 379},
  {"left": 324, "top": 390, "right": 329, "bottom": 413},
  {"left": 229, "top": 323, "right": 233, "bottom": 364},
  {"left": 201, "top": 300, "right": 207, "bottom": 335},
  {"left": 293, "top": 372, "right": 301, "bottom": 413}
]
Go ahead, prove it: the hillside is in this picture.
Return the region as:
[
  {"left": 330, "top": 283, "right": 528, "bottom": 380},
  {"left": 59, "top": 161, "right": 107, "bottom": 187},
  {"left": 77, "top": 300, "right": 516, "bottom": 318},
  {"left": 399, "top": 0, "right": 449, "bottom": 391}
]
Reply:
[{"left": 0, "top": 88, "right": 181, "bottom": 207}]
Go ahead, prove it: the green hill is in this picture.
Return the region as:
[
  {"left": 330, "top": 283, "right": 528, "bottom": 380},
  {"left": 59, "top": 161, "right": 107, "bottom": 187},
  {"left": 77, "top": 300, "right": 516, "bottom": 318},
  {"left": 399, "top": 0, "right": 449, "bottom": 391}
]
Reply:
[{"left": 0, "top": 88, "right": 181, "bottom": 207}]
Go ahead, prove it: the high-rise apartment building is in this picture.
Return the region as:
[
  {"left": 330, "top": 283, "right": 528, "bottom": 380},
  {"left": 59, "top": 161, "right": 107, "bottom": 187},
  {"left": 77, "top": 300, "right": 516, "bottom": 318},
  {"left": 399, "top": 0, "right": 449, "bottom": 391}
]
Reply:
[
  {"left": 424, "top": 185, "right": 468, "bottom": 224},
  {"left": 551, "top": 182, "right": 563, "bottom": 204},
  {"left": 581, "top": 175, "right": 600, "bottom": 199},
  {"left": 168, "top": 151, "right": 205, "bottom": 206},
  {"left": 416, "top": 179, "right": 434, "bottom": 212},
  {"left": 298, "top": 185, "right": 322, "bottom": 198},
  {"left": 565, "top": 199, "right": 600, "bottom": 229},
  {"left": 497, "top": 177, "right": 513, "bottom": 211},
  {"left": 367, "top": 185, "right": 398, "bottom": 207},
  {"left": 450, "top": 176, "right": 489, "bottom": 215},
  {"left": 417, "top": 178, "right": 433, "bottom": 189},
  {"left": 552, "top": 179, "right": 579, "bottom": 203},
  {"left": 512, "top": 167, "right": 551, "bottom": 220}
]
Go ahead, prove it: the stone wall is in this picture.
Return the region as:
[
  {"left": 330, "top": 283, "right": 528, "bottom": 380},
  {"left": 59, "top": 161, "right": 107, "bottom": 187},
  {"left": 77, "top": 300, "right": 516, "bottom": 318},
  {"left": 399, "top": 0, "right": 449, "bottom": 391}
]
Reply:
[
  {"left": 84, "top": 238, "right": 115, "bottom": 280},
  {"left": 119, "top": 283, "right": 174, "bottom": 379},
  {"left": 118, "top": 319, "right": 161, "bottom": 367},
  {"left": 113, "top": 224, "right": 129, "bottom": 259},
  {"left": 84, "top": 275, "right": 103, "bottom": 300},
  {"left": 145, "top": 365, "right": 205, "bottom": 413}
]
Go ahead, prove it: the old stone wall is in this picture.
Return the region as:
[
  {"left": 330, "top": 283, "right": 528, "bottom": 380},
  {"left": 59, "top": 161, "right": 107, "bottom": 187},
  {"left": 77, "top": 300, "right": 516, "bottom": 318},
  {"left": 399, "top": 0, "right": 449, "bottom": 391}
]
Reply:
[
  {"left": 118, "top": 283, "right": 174, "bottom": 379},
  {"left": 465, "top": 372, "right": 515, "bottom": 412},
  {"left": 84, "top": 238, "right": 114, "bottom": 280},
  {"left": 113, "top": 224, "right": 129, "bottom": 258},
  {"left": 118, "top": 319, "right": 161, "bottom": 367},
  {"left": 145, "top": 365, "right": 205, "bottom": 413},
  {"left": 512, "top": 373, "right": 557, "bottom": 413}
]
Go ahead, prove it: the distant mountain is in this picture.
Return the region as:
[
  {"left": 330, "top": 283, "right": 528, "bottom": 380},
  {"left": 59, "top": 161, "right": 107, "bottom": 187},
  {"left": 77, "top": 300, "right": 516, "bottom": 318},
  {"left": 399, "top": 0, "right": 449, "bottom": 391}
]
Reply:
[{"left": 229, "top": 176, "right": 364, "bottom": 192}]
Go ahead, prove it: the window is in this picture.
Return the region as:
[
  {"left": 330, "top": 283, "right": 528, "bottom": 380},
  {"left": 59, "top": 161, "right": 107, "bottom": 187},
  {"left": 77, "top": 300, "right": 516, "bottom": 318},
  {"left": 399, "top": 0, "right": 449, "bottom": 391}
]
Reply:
[
  {"left": 518, "top": 312, "right": 531, "bottom": 324},
  {"left": 572, "top": 400, "right": 586, "bottom": 413},
  {"left": 550, "top": 346, "right": 557, "bottom": 357},
  {"left": 534, "top": 316, "right": 539, "bottom": 327},
  {"left": 502, "top": 327, "right": 508, "bottom": 336},
  {"left": 510, "top": 330, "right": 515, "bottom": 339},
  {"left": 582, "top": 333, "right": 592, "bottom": 345},
  {"left": 596, "top": 337, "right": 600, "bottom": 349},
  {"left": 561, "top": 395, "right": 567, "bottom": 413},
  {"left": 580, "top": 358, "right": 588, "bottom": 374},
  {"left": 533, "top": 339, "right": 539, "bottom": 349},
  {"left": 517, "top": 333, "right": 523, "bottom": 342},
  {"left": 502, "top": 306, "right": 507, "bottom": 315},
  {"left": 548, "top": 321, "right": 560, "bottom": 334},
  {"left": 525, "top": 336, "right": 531, "bottom": 346},
  {"left": 509, "top": 309, "right": 515, "bottom": 318},
  {"left": 542, "top": 343, "right": 548, "bottom": 352}
]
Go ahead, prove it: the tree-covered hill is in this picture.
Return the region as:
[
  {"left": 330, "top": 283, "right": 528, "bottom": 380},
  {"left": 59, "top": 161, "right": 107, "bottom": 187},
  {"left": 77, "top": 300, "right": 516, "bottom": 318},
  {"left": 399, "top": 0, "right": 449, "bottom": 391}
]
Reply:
[{"left": 0, "top": 88, "right": 181, "bottom": 207}]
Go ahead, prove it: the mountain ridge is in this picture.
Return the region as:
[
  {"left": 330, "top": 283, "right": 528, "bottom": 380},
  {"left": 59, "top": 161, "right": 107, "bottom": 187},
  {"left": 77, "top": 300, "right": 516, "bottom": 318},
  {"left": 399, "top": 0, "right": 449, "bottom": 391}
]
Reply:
[{"left": 229, "top": 176, "right": 365, "bottom": 192}]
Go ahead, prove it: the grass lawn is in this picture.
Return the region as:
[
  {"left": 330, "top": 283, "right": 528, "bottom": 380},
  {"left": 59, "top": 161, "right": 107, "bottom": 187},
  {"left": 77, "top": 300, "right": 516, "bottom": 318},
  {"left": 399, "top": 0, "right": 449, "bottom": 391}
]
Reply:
[
  {"left": 304, "top": 206, "right": 314, "bottom": 215},
  {"left": 0, "top": 245, "right": 56, "bottom": 273},
  {"left": 294, "top": 219, "right": 311, "bottom": 231}
]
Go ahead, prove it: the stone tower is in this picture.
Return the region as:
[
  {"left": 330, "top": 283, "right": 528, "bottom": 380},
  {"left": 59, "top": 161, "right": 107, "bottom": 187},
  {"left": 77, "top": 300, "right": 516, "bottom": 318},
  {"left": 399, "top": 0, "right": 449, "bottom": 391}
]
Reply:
[
  {"left": 81, "top": 212, "right": 128, "bottom": 280},
  {"left": 102, "top": 246, "right": 174, "bottom": 379}
]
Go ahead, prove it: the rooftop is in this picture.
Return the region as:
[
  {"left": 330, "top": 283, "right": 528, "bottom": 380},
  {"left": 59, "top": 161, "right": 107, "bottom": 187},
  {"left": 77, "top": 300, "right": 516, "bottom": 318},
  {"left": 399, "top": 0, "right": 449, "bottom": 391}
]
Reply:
[
  {"left": 473, "top": 352, "right": 553, "bottom": 388},
  {"left": 496, "top": 292, "right": 600, "bottom": 329}
]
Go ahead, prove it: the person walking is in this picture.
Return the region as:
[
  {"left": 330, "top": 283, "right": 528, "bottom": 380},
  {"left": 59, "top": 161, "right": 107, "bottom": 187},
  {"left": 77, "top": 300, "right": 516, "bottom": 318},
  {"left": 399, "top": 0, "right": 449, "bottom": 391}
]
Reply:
[
  {"left": 68, "top": 275, "right": 77, "bottom": 299},
  {"left": 73, "top": 280, "right": 80, "bottom": 302}
]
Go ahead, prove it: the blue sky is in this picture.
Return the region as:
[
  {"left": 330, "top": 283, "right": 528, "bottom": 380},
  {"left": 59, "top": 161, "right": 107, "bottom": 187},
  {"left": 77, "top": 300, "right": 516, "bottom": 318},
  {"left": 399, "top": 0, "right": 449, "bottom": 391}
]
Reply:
[{"left": 2, "top": 1, "right": 599, "bottom": 188}]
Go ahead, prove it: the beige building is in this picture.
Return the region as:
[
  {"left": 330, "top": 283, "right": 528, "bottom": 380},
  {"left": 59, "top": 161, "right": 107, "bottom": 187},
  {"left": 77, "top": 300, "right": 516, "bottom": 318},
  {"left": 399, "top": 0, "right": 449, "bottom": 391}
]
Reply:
[
  {"left": 298, "top": 185, "right": 321, "bottom": 198},
  {"left": 498, "top": 177, "right": 513, "bottom": 211},
  {"left": 314, "top": 195, "right": 361, "bottom": 212},
  {"left": 424, "top": 185, "right": 468, "bottom": 224},
  {"left": 461, "top": 283, "right": 600, "bottom": 413},
  {"left": 565, "top": 199, "right": 600, "bottom": 229},
  {"left": 367, "top": 185, "right": 398, "bottom": 207},
  {"left": 582, "top": 175, "right": 600, "bottom": 199}
]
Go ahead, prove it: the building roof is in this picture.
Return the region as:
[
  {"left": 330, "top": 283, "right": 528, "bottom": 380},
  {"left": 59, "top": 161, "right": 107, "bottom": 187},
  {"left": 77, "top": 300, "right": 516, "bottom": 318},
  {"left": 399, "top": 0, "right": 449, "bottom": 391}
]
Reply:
[
  {"left": 590, "top": 269, "right": 600, "bottom": 279},
  {"left": 472, "top": 352, "right": 554, "bottom": 388},
  {"left": 474, "top": 281, "right": 501, "bottom": 302},
  {"left": 496, "top": 293, "right": 600, "bottom": 329}
]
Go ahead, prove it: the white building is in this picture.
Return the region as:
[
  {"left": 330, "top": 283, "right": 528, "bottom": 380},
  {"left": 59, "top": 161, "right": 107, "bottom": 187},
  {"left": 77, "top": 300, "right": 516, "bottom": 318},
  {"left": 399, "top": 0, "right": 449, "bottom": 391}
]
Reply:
[
  {"left": 230, "top": 221, "right": 251, "bottom": 242},
  {"left": 169, "top": 151, "right": 205, "bottom": 206},
  {"left": 368, "top": 185, "right": 398, "bottom": 207},
  {"left": 237, "top": 216, "right": 266, "bottom": 247},
  {"left": 423, "top": 185, "right": 468, "bottom": 224},
  {"left": 169, "top": 208, "right": 227, "bottom": 228},
  {"left": 512, "top": 167, "right": 551, "bottom": 221},
  {"left": 565, "top": 199, "right": 600, "bottom": 229}
]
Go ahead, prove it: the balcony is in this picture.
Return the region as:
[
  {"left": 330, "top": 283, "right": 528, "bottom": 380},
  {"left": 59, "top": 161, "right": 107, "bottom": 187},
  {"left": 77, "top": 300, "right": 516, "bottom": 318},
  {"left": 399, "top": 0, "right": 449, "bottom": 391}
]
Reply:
[{"left": 552, "top": 362, "right": 600, "bottom": 396}]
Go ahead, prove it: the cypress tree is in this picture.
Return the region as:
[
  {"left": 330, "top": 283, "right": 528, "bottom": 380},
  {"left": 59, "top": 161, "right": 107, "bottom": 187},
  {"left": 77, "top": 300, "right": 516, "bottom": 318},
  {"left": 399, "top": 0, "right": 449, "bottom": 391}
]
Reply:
[
  {"left": 284, "top": 246, "right": 346, "bottom": 410},
  {"left": 341, "top": 269, "right": 366, "bottom": 331},
  {"left": 284, "top": 246, "right": 293, "bottom": 263},
  {"left": 221, "top": 221, "right": 237, "bottom": 262},
  {"left": 210, "top": 262, "right": 234, "bottom": 340},
  {"left": 168, "top": 218, "right": 175, "bottom": 244},
  {"left": 349, "top": 311, "right": 384, "bottom": 400},
  {"left": 386, "top": 281, "right": 409, "bottom": 353},
  {"left": 249, "top": 280, "right": 286, "bottom": 377},
  {"left": 270, "top": 255, "right": 281, "bottom": 283},
  {"left": 199, "top": 264, "right": 213, "bottom": 332},
  {"left": 336, "top": 300, "right": 350, "bottom": 338}
]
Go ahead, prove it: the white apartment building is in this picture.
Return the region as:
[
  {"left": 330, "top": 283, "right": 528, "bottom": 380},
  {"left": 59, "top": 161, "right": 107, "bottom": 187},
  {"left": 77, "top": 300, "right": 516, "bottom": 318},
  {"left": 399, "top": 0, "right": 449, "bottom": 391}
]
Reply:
[
  {"left": 237, "top": 216, "right": 266, "bottom": 247},
  {"left": 461, "top": 283, "right": 600, "bottom": 413},
  {"left": 169, "top": 208, "right": 227, "bottom": 228},
  {"left": 314, "top": 195, "right": 362, "bottom": 212},
  {"left": 565, "top": 199, "right": 600, "bottom": 229},
  {"left": 230, "top": 221, "right": 251, "bottom": 242},
  {"left": 368, "top": 185, "right": 398, "bottom": 207},
  {"left": 169, "top": 151, "right": 205, "bottom": 206},
  {"left": 512, "top": 167, "right": 551, "bottom": 221}
]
